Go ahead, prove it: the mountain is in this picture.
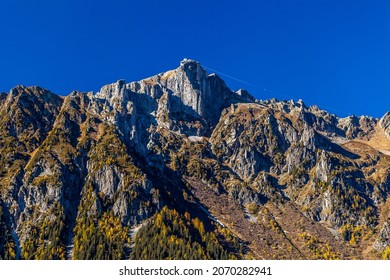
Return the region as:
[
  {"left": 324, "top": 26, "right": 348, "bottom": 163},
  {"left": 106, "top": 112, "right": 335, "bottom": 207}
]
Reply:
[{"left": 0, "top": 59, "right": 390, "bottom": 260}]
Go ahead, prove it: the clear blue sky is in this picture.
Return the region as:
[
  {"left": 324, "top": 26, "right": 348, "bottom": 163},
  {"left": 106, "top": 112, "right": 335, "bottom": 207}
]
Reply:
[{"left": 0, "top": 0, "right": 389, "bottom": 118}]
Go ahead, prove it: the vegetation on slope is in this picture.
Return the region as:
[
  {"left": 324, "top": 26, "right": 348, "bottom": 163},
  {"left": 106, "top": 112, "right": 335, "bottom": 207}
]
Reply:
[{"left": 131, "top": 206, "right": 240, "bottom": 260}]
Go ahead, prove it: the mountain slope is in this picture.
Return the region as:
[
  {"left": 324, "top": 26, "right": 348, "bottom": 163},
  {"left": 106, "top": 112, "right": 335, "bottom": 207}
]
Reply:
[{"left": 0, "top": 59, "right": 389, "bottom": 260}]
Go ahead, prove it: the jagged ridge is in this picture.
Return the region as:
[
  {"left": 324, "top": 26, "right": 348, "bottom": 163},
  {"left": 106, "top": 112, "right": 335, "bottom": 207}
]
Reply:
[{"left": 0, "top": 59, "right": 390, "bottom": 260}]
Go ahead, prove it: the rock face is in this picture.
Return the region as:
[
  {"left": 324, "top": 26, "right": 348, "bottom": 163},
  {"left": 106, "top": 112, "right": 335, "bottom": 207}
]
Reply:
[
  {"left": 373, "top": 222, "right": 390, "bottom": 252},
  {"left": 0, "top": 59, "right": 389, "bottom": 260},
  {"left": 380, "top": 112, "right": 390, "bottom": 138},
  {"left": 96, "top": 59, "right": 253, "bottom": 137}
]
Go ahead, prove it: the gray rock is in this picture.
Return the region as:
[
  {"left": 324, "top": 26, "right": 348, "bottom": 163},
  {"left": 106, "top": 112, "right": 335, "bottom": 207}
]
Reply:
[
  {"left": 380, "top": 111, "right": 390, "bottom": 138},
  {"left": 373, "top": 222, "right": 390, "bottom": 251}
]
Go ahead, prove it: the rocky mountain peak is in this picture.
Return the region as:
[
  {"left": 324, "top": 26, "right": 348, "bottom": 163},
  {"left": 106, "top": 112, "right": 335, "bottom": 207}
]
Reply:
[
  {"left": 3, "top": 86, "right": 63, "bottom": 111},
  {"left": 236, "top": 89, "right": 255, "bottom": 102},
  {"left": 180, "top": 58, "right": 199, "bottom": 65},
  {"left": 168, "top": 59, "right": 255, "bottom": 123},
  {"left": 179, "top": 58, "right": 202, "bottom": 72},
  {"left": 1, "top": 85, "right": 62, "bottom": 114},
  {"left": 178, "top": 58, "right": 207, "bottom": 87},
  {"left": 92, "top": 60, "right": 256, "bottom": 138},
  {"left": 10, "top": 85, "right": 49, "bottom": 97}
]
